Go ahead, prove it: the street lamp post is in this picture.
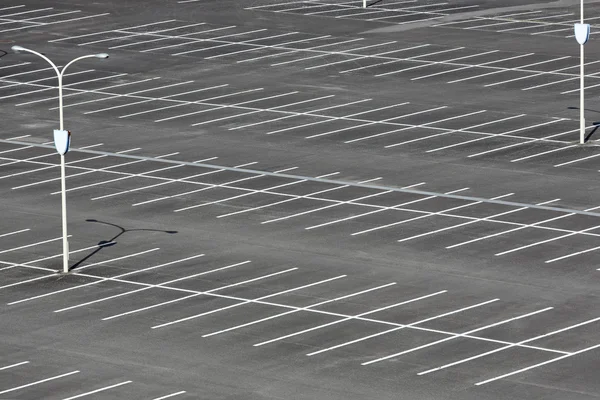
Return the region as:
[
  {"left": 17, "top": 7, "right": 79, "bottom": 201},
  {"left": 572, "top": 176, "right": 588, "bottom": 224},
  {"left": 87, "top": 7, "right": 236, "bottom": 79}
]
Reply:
[
  {"left": 11, "top": 46, "right": 108, "bottom": 273},
  {"left": 574, "top": 2, "right": 591, "bottom": 144}
]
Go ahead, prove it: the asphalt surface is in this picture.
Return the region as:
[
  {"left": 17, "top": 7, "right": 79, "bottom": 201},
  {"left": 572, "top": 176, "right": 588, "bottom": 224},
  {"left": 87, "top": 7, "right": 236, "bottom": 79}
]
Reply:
[{"left": 2, "top": 0, "right": 600, "bottom": 399}]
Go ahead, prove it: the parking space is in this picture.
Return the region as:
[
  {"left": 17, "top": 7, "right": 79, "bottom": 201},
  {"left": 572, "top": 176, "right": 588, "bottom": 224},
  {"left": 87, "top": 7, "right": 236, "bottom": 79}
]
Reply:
[
  {"left": 2, "top": 0, "right": 600, "bottom": 398},
  {"left": 44, "top": 18, "right": 600, "bottom": 98}
]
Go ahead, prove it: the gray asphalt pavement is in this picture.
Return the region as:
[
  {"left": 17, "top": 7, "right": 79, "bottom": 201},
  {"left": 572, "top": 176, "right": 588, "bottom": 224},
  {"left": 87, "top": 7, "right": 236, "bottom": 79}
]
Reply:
[{"left": 1, "top": 0, "right": 600, "bottom": 399}]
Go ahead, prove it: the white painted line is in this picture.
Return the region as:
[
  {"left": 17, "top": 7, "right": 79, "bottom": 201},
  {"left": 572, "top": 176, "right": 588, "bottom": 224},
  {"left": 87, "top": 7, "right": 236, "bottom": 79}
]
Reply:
[
  {"left": 101, "top": 260, "right": 252, "bottom": 320},
  {"left": 410, "top": 50, "right": 501, "bottom": 80},
  {"left": 484, "top": 56, "right": 572, "bottom": 87},
  {"left": 366, "top": 307, "right": 553, "bottom": 363},
  {"left": 262, "top": 182, "right": 389, "bottom": 224},
  {"left": 228, "top": 95, "right": 337, "bottom": 131},
  {"left": 264, "top": 98, "right": 373, "bottom": 135},
  {"left": 204, "top": 32, "right": 302, "bottom": 59},
  {"left": 0, "top": 236, "right": 64, "bottom": 255},
  {"left": 425, "top": 115, "right": 527, "bottom": 152},
  {"left": 215, "top": 171, "right": 340, "bottom": 218},
  {"left": 54, "top": 254, "right": 207, "bottom": 313},
  {"left": 446, "top": 199, "right": 564, "bottom": 248},
  {"left": 466, "top": 126, "right": 580, "bottom": 158},
  {"left": 171, "top": 29, "right": 270, "bottom": 55},
  {"left": 0, "top": 7, "right": 54, "bottom": 19},
  {"left": 0, "top": 228, "right": 30, "bottom": 238},
  {"left": 50, "top": 152, "right": 180, "bottom": 195},
  {"left": 396, "top": 193, "right": 514, "bottom": 242},
  {"left": 132, "top": 161, "right": 259, "bottom": 207},
  {"left": 547, "top": 244, "right": 600, "bottom": 263},
  {"left": 339, "top": 44, "right": 432, "bottom": 73},
  {"left": 140, "top": 26, "right": 238, "bottom": 53},
  {"left": 0, "top": 371, "right": 80, "bottom": 395},
  {"left": 383, "top": 110, "right": 488, "bottom": 148},
  {"left": 90, "top": 157, "right": 218, "bottom": 200},
  {"left": 80, "top": 81, "right": 195, "bottom": 113},
  {"left": 151, "top": 268, "right": 299, "bottom": 329},
  {"left": 270, "top": 38, "right": 365, "bottom": 66},
  {"left": 190, "top": 91, "right": 300, "bottom": 126},
  {"left": 352, "top": 189, "right": 478, "bottom": 235},
  {"left": 305, "top": 41, "right": 398, "bottom": 70},
  {"left": 154, "top": 88, "right": 264, "bottom": 123},
  {"left": 476, "top": 342, "right": 600, "bottom": 385},
  {"left": 511, "top": 144, "right": 578, "bottom": 162},
  {"left": 254, "top": 290, "right": 451, "bottom": 347},
  {"left": 7, "top": 249, "right": 160, "bottom": 305},
  {"left": 107, "top": 23, "right": 207, "bottom": 48},
  {"left": 497, "top": 224, "right": 600, "bottom": 256},
  {"left": 554, "top": 152, "right": 600, "bottom": 167},
  {"left": 237, "top": 35, "right": 332, "bottom": 63},
  {"left": 48, "top": 20, "right": 177, "bottom": 42},
  {"left": 361, "top": 298, "right": 502, "bottom": 365},
  {"left": 61, "top": 381, "right": 132, "bottom": 400},
  {"left": 0, "top": 361, "right": 29, "bottom": 370},
  {"left": 151, "top": 392, "right": 187, "bottom": 400},
  {"left": 431, "top": 315, "right": 600, "bottom": 380},
  {"left": 202, "top": 282, "right": 394, "bottom": 337},
  {"left": 445, "top": 53, "right": 536, "bottom": 83},
  {"left": 375, "top": 47, "right": 466, "bottom": 77}
]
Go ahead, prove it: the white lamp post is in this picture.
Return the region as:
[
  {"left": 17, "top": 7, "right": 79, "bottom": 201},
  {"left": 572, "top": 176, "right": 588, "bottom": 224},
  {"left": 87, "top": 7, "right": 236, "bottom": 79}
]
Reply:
[
  {"left": 574, "top": 2, "right": 591, "bottom": 144},
  {"left": 11, "top": 46, "right": 108, "bottom": 273}
]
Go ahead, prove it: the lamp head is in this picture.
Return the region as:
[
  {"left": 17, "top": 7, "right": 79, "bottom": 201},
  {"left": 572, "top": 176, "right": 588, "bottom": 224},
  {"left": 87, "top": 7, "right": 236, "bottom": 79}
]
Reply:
[
  {"left": 95, "top": 53, "right": 109, "bottom": 59},
  {"left": 11, "top": 45, "right": 26, "bottom": 53}
]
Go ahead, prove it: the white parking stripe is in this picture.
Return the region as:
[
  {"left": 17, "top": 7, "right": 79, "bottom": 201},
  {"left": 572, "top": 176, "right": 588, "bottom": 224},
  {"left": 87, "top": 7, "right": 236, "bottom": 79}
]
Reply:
[
  {"left": 190, "top": 91, "right": 300, "bottom": 126},
  {"left": 340, "top": 44, "right": 432, "bottom": 73},
  {"left": 6, "top": 249, "right": 161, "bottom": 305},
  {"left": 132, "top": 161, "right": 258, "bottom": 207},
  {"left": 375, "top": 47, "right": 466, "bottom": 77},
  {"left": 107, "top": 23, "right": 207, "bottom": 48},
  {"left": 554, "top": 152, "right": 600, "bottom": 167},
  {"left": 546, "top": 244, "right": 600, "bottom": 263},
  {"left": 427, "top": 315, "right": 600, "bottom": 378},
  {"left": 141, "top": 26, "right": 237, "bottom": 53},
  {"left": 445, "top": 199, "right": 564, "bottom": 248},
  {"left": 50, "top": 152, "right": 179, "bottom": 195},
  {"left": 265, "top": 99, "right": 373, "bottom": 135},
  {"left": 484, "top": 56, "right": 573, "bottom": 87},
  {"left": 496, "top": 223, "right": 600, "bottom": 256},
  {"left": 0, "top": 228, "right": 30, "bottom": 238},
  {"left": 61, "top": 381, "right": 132, "bottom": 400},
  {"left": 171, "top": 29, "right": 269, "bottom": 55},
  {"left": 466, "top": 126, "right": 579, "bottom": 158},
  {"left": 154, "top": 88, "right": 264, "bottom": 122},
  {"left": 270, "top": 38, "right": 365, "bottom": 66},
  {"left": 384, "top": 110, "right": 488, "bottom": 147},
  {"left": 425, "top": 115, "right": 526, "bottom": 152},
  {"left": 204, "top": 32, "right": 302, "bottom": 59},
  {"left": 262, "top": 182, "right": 389, "bottom": 224},
  {"left": 396, "top": 193, "right": 515, "bottom": 242},
  {"left": 215, "top": 172, "right": 340, "bottom": 218},
  {"left": 475, "top": 342, "right": 600, "bottom": 386},
  {"left": 362, "top": 307, "right": 553, "bottom": 363},
  {"left": 237, "top": 35, "right": 332, "bottom": 63},
  {"left": 0, "top": 371, "right": 80, "bottom": 395},
  {"left": 48, "top": 20, "right": 177, "bottom": 42},
  {"left": 101, "top": 260, "right": 252, "bottom": 320},
  {"left": 0, "top": 236, "right": 64, "bottom": 255},
  {"left": 361, "top": 299, "right": 502, "bottom": 365},
  {"left": 151, "top": 392, "right": 187, "bottom": 400},
  {"left": 151, "top": 268, "right": 299, "bottom": 329},
  {"left": 511, "top": 144, "right": 578, "bottom": 162},
  {"left": 411, "top": 50, "right": 501, "bottom": 80},
  {"left": 352, "top": 189, "right": 479, "bottom": 235},
  {"left": 255, "top": 290, "right": 452, "bottom": 347},
  {"left": 0, "top": 361, "right": 29, "bottom": 370},
  {"left": 445, "top": 53, "right": 536, "bottom": 83},
  {"left": 304, "top": 41, "right": 398, "bottom": 70},
  {"left": 203, "top": 282, "right": 395, "bottom": 337},
  {"left": 90, "top": 157, "right": 218, "bottom": 200}
]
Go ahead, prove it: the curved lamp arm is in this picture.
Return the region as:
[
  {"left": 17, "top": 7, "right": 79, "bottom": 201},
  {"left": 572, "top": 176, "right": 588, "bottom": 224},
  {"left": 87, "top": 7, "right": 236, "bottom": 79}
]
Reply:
[{"left": 12, "top": 46, "right": 108, "bottom": 130}]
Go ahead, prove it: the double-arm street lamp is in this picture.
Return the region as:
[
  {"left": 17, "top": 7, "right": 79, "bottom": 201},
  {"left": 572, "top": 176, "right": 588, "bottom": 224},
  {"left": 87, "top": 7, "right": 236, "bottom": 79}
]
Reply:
[{"left": 11, "top": 46, "right": 109, "bottom": 273}]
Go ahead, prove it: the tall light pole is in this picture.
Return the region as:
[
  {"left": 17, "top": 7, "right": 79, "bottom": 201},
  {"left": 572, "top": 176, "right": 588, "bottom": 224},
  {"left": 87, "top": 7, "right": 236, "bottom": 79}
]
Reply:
[
  {"left": 11, "top": 46, "right": 108, "bottom": 273},
  {"left": 574, "top": 2, "right": 590, "bottom": 144}
]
